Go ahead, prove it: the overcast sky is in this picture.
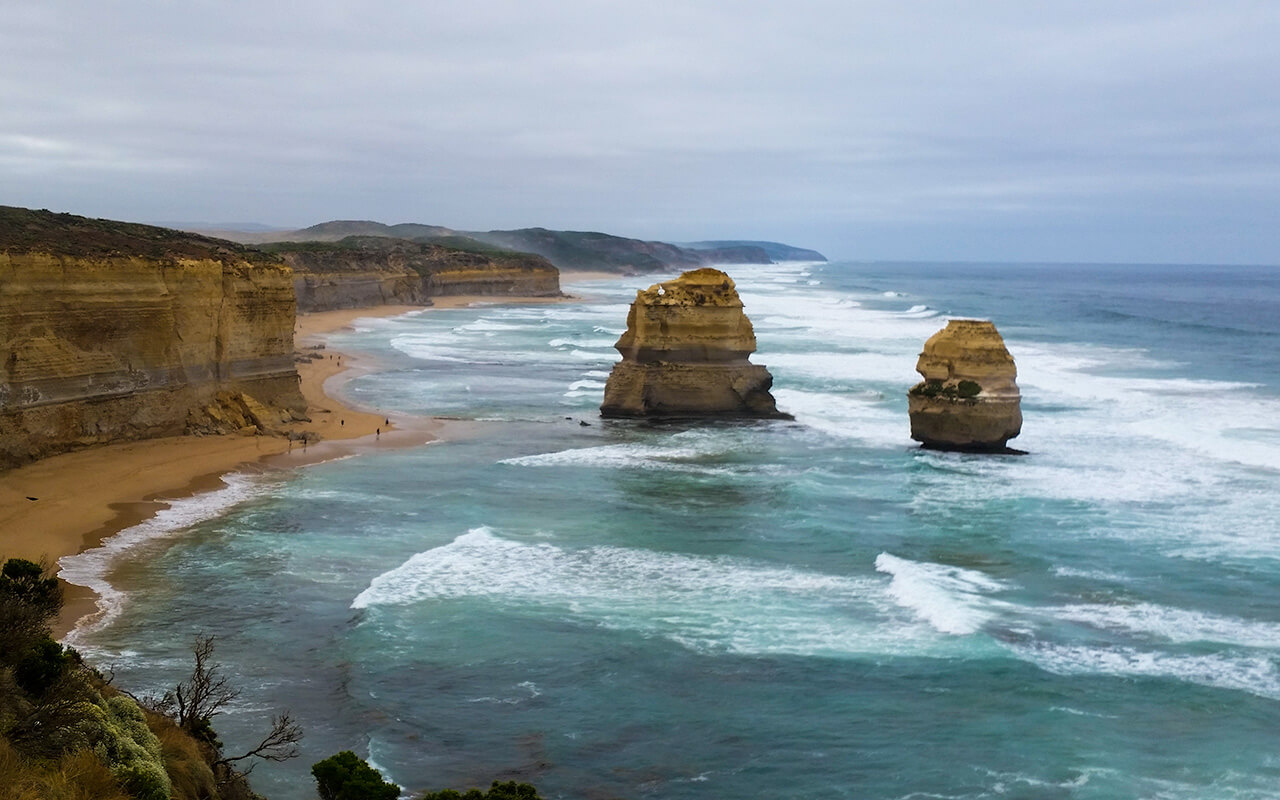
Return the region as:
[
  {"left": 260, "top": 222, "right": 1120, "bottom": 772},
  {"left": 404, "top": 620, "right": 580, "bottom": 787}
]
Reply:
[{"left": 4, "top": 1, "right": 1279, "bottom": 263}]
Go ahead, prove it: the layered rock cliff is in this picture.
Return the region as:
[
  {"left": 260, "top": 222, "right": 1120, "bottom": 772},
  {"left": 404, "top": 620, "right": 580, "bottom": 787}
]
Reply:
[
  {"left": 601, "top": 268, "right": 788, "bottom": 418},
  {"left": 272, "top": 237, "right": 561, "bottom": 312},
  {"left": 907, "top": 319, "right": 1022, "bottom": 452},
  {"left": 0, "top": 207, "right": 304, "bottom": 470}
]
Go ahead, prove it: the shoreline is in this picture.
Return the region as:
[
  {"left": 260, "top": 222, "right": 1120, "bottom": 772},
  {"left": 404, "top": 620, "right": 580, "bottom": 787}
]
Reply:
[{"left": 0, "top": 296, "right": 566, "bottom": 639}]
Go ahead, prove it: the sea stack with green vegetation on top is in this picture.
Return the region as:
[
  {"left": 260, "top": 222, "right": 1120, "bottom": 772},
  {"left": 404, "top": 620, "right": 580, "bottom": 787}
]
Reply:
[
  {"left": 907, "top": 319, "right": 1023, "bottom": 452},
  {"left": 600, "top": 268, "right": 789, "bottom": 419}
]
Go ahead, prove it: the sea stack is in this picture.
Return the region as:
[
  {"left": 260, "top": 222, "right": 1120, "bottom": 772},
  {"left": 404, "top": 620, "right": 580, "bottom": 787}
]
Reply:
[
  {"left": 601, "top": 268, "right": 787, "bottom": 419},
  {"left": 907, "top": 319, "right": 1022, "bottom": 452}
]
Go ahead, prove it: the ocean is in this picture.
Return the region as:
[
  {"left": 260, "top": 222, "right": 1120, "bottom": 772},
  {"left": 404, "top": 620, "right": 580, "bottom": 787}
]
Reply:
[{"left": 62, "top": 261, "right": 1280, "bottom": 799}]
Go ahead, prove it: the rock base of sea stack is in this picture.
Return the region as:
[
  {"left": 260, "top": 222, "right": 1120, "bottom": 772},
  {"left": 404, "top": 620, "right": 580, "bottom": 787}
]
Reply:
[
  {"left": 601, "top": 361, "right": 782, "bottom": 418},
  {"left": 907, "top": 394, "right": 1023, "bottom": 453},
  {"left": 907, "top": 319, "right": 1023, "bottom": 453}
]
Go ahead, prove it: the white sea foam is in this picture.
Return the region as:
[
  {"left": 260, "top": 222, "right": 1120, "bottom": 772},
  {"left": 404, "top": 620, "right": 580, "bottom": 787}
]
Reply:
[
  {"left": 568, "top": 348, "right": 616, "bottom": 362},
  {"left": 900, "top": 304, "right": 936, "bottom": 317},
  {"left": 351, "top": 528, "right": 958, "bottom": 658},
  {"left": 362, "top": 744, "right": 400, "bottom": 798},
  {"left": 770, "top": 388, "right": 905, "bottom": 447},
  {"left": 388, "top": 333, "right": 485, "bottom": 363},
  {"left": 874, "top": 553, "right": 1006, "bottom": 635},
  {"left": 548, "top": 337, "right": 615, "bottom": 349},
  {"left": 1049, "top": 706, "right": 1119, "bottom": 719},
  {"left": 767, "top": 351, "right": 919, "bottom": 386},
  {"left": 1048, "top": 603, "right": 1280, "bottom": 648},
  {"left": 453, "top": 318, "right": 525, "bottom": 333},
  {"left": 499, "top": 437, "right": 737, "bottom": 474},
  {"left": 1009, "top": 642, "right": 1280, "bottom": 700},
  {"left": 60, "top": 472, "right": 270, "bottom": 645},
  {"left": 1051, "top": 566, "right": 1132, "bottom": 583}
]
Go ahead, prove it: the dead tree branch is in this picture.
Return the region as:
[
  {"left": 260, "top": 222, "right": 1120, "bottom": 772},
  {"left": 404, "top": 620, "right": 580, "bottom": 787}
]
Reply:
[{"left": 215, "top": 712, "right": 303, "bottom": 768}]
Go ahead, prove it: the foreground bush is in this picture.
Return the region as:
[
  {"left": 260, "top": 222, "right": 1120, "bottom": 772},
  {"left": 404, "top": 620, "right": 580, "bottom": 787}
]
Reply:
[
  {"left": 312, "top": 750, "right": 548, "bottom": 800},
  {"left": 420, "top": 780, "right": 543, "bottom": 800},
  {"left": 312, "top": 750, "right": 401, "bottom": 800}
]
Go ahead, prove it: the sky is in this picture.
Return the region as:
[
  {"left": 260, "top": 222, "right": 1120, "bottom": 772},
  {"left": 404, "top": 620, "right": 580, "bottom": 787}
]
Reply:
[{"left": 3, "top": 1, "right": 1279, "bottom": 264}]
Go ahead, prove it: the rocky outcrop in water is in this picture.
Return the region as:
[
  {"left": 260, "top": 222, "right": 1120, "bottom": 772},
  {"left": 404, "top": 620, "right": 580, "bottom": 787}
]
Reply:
[
  {"left": 601, "top": 268, "right": 787, "bottom": 418},
  {"left": 0, "top": 207, "right": 305, "bottom": 469},
  {"left": 273, "top": 236, "right": 561, "bottom": 312},
  {"left": 907, "top": 319, "right": 1022, "bottom": 452}
]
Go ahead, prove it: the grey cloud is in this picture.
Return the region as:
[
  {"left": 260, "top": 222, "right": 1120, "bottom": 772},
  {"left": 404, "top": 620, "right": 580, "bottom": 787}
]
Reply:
[{"left": 3, "top": 1, "right": 1279, "bottom": 263}]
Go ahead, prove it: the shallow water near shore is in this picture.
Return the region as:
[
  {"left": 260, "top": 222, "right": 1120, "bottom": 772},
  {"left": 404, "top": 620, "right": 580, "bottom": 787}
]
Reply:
[{"left": 65, "top": 262, "right": 1280, "bottom": 799}]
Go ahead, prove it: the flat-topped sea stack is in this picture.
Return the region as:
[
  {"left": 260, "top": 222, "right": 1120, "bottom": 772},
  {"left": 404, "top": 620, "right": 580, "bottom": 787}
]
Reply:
[
  {"left": 907, "top": 319, "right": 1022, "bottom": 452},
  {"left": 601, "top": 268, "right": 788, "bottom": 419}
]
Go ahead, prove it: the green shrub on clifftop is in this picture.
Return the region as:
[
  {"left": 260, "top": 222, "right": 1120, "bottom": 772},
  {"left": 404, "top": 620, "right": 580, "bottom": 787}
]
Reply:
[
  {"left": 94, "top": 695, "right": 172, "bottom": 800},
  {"left": 0, "top": 557, "right": 62, "bottom": 665}
]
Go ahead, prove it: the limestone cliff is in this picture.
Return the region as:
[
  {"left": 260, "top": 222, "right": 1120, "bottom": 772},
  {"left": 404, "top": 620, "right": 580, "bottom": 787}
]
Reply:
[
  {"left": 601, "top": 268, "right": 788, "bottom": 418},
  {"left": 0, "top": 207, "right": 304, "bottom": 470},
  {"left": 907, "top": 319, "right": 1022, "bottom": 452},
  {"left": 272, "top": 237, "right": 561, "bottom": 312}
]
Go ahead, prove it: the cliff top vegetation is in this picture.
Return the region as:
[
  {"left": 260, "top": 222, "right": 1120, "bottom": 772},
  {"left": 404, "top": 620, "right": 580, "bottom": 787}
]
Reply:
[
  {"left": 263, "top": 236, "right": 556, "bottom": 275},
  {"left": 262, "top": 219, "right": 823, "bottom": 273},
  {"left": 292, "top": 220, "right": 454, "bottom": 240},
  {"left": 0, "top": 207, "right": 283, "bottom": 267}
]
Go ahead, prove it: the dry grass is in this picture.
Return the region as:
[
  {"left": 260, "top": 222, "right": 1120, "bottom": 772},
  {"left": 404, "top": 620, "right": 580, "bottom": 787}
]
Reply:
[
  {"left": 0, "top": 738, "right": 130, "bottom": 800},
  {"left": 146, "top": 710, "right": 219, "bottom": 800},
  {"left": 0, "top": 703, "right": 223, "bottom": 800}
]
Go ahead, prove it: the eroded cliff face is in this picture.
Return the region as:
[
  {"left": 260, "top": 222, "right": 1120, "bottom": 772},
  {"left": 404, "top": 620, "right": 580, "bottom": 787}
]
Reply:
[
  {"left": 0, "top": 208, "right": 304, "bottom": 469},
  {"left": 277, "top": 237, "right": 561, "bottom": 312},
  {"left": 601, "top": 268, "right": 787, "bottom": 418},
  {"left": 907, "top": 319, "right": 1022, "bottom": 452}
]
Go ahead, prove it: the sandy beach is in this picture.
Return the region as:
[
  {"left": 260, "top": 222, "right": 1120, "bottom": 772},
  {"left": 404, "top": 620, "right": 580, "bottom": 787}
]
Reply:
[
  {"left": 0, "top": 297, "right": 565, "bottom": 636},
  {"left": 558, "top": 270, "right": 624, "bottom": 282}
]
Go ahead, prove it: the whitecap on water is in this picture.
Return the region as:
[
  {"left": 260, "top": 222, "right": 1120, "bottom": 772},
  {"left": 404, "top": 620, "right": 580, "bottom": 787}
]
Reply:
[
  {"left": 1007, "top": 642, "right": 1280, "bottom": 700},
  {"left": 1046, "top": 602, "right": 1280, "bottom": 649},
  {"left": 351, "top": 528, "right": 966, "bottom": 659},
  {"left": 498, "top": 435, "right": 744, "bottom": 474},
  {"left": 874, "top": 553, "right": 1007, "bottom": 635}
]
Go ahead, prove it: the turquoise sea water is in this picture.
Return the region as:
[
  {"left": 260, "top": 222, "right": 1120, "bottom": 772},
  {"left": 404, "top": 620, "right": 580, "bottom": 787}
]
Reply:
[{"left": 62, "top": 262, "right": 1280, "bottom": 799}]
